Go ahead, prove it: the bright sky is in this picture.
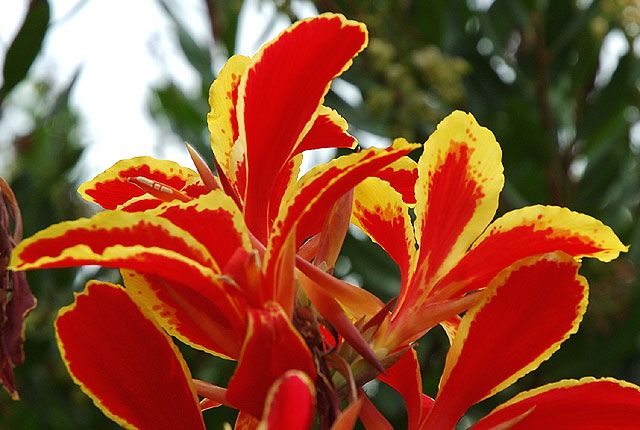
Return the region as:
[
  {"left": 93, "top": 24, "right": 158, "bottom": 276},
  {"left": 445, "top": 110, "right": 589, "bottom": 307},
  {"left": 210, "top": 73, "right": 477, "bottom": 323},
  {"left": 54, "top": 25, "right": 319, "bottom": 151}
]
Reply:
[
  {"left": 0, "top": 0, "right": 298, "bottom": 182},
  {"left": 2, "top": 1, "right": 637, "bottom": 183}
]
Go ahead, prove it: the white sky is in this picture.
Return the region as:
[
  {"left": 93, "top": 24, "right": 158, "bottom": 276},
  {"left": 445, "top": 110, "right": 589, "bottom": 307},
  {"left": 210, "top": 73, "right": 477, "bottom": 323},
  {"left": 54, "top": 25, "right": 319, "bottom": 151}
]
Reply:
[
  {"left": 0, "top": 0, "right": 299, "bottom": 182},
  {"left": 2, "top": 1, "right": 637, "bottom": 183}
]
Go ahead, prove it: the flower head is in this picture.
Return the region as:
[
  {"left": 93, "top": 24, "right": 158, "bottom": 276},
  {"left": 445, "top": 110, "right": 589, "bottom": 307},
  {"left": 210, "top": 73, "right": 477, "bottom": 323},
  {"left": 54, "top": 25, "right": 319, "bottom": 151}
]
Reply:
[{"left": 7, "top": 12, "right": 640, "bottom": 430}]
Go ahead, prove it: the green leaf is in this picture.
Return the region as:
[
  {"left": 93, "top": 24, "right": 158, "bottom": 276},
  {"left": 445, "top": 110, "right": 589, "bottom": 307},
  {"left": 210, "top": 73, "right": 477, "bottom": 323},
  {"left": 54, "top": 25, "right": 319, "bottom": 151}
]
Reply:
[{"left": 0, "top": 0, "right": 50, "bottom": 104}]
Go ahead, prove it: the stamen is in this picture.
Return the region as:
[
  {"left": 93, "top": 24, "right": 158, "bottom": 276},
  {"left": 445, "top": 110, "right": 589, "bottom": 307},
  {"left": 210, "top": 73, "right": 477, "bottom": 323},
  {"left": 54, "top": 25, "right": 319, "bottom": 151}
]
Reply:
[{"left": 127, "top": 176, "right": 192, "bottom": 202}]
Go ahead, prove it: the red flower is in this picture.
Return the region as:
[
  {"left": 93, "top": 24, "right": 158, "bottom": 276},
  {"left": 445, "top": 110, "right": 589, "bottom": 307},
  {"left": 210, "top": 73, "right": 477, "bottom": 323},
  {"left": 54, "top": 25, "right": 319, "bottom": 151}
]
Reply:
[{"left": 9, "top": 13, "right": 415, "bottom": 428}]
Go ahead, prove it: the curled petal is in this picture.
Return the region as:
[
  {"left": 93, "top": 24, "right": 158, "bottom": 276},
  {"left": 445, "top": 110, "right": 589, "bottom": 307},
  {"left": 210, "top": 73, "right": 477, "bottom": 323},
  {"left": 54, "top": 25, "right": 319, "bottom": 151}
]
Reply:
[
  {"left": 471, "top": 378, "right": 640, "bottom": 430},
  {"left": 423, "top": 254, "right": 588, "bottom": 429},
  {"left": 55, "top": 281, "right": 204, "bottom": 430},
  {"left": 293, "top": 106, "right": 358, "bottom": 155}
]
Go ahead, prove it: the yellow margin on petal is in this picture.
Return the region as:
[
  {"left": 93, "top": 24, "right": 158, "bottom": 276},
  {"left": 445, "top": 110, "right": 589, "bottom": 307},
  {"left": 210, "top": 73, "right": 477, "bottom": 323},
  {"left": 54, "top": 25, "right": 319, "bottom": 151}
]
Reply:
[
  {"left": 122, "top": 269, "right": 239, "bottom": 361},
  {"left": 440, "top": 253, "right": 588, "bottom": 399},
  {"left": 207, "top": 55, "right": 251, "bottom": 175},
  {"left": 413, "top": 110, "right": 504, "bottom": 281},
  {"left": 55, "top": 281, "right": 201, "bottom": 430},
  {"left": 352, "top": 177, "right": 416, "bottom": 279},
  {"left": 151, "top": 189, "right": 253, "bottom": 254},
  {"left": 78, "top": 157, "right": 199, "bottom": 205},
  {"left": 8, "top": 211, "right": 218, "bottom": 274},
  {"left": 236, "top": 13, "right": 368, "bottom": 164},
  {"left": 476, "top": 205, "right": 629, "bottom": 262},
  {"left": 256, "top": 370, "right": 316, "bottom": 430},
  {"left": 487, "top": 376, "right": 640, "bottom": 416},
  {"left": 317, "top": 105, "right": 358, "bottom": 150}
]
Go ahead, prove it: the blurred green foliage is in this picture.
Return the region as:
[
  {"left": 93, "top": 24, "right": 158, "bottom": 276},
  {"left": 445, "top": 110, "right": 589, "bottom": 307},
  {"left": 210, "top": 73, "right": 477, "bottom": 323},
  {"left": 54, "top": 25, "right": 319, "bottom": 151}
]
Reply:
[{"left": 1, "top": 0, "right": 639, "bottom": 428}]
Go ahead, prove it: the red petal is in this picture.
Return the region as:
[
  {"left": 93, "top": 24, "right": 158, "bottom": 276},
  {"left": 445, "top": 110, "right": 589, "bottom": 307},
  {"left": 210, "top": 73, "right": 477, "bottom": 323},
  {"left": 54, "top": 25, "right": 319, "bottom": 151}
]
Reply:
[
  {"left": 471, "top": 378, "right": 640, "bottom": 430},
  {"left": 394, "top": 111, "right": 503, "bottom": 323},
  {"left": 293, "top": 107, "right": 357, "bottom": 155},
  {"left": 373, "top": 156, "right": 418, "bottom": 205},
  {"left": 265, "top": 139, "right": 419, "bottom": 287},
  {"left": 152, "top": 190, "right": 252, "bottom": 270},
  {"left": 123, "top": 270, "right": 246, "bottom": 360},
  {"left": 78, "top": 157, "right": 202, "bottom": 210},
  {"left": 352, "top": 177, "right": 415, "bottom": 284},
  {"left": 432, "top": 205, "right": 628, "bottom": 301},
  {"left": 379, "top": 348, "right": 433, "bottom": 430},
  {"left": 260, "top": 370, "right": 316, "bottom": 430},
  {"left": 239, "top": 13, "right": 368, "bottom": 239},
  {"left": 10, "top": 210, "right": 218, "bottom": 285},
  {"left": 208, "top": 54, "right": 251, "bottom": 189},
  {"left": 422, "top": 254, "right": 588, "bottom": 429},
  {"left": 55, "top": 281, "right": 204, "bottom": 430},
  {"left": 226, "top": 303, "right": 316, "bottom": 418}
]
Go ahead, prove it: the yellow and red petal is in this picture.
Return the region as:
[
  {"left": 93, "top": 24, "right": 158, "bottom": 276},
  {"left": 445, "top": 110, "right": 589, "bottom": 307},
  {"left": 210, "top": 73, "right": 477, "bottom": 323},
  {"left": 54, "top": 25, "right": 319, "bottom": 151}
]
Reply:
[
  {"left": 422, "top": 254, "right": 588, "bottom": 429},
  {"left": 208, "top": 54, "right": 251, "bottom": 181},
  {"left": 432, "top": 205, "right": 628, "bottom": 301},
  {"left": 78, "top": 157, "right": 201, "bottom": 210},
  {"left": 55, "top": 281, "right": 204, "bottom": 430},
  {"left": 123, "top": 270, "right": 247, "bottom": 360},
  {"left": 372, "top": 156, "right": 418, "bottom": 205},
  {"left": 379, "top": 348, "right": 433, "bottom": 430},
  {"left": 9, "top": 210, "right": 217, "bottom": 284},
  {"left": 268, "top": 154, "right": 303, "bottom": 229},
  {"left": 151, "top": 190, "right": 252, "bottom": 270},
  {"left": 266, "top": 138, "right": 419, "bottom": 279},
  {"left": 257, "top": 370, "right": 316, "bottom": 430},
  {"left": 398, "top": 111, "right": 503, "bottom": 315},
  {"left": 293, "top": 106, "right": 358, "bottom": 155},
  {"left": 238, "top": 13, "right": 368, "bottom": 239},
  {"left": 226, "top": 303, "right": 316, "bottom": 418},
  {"left": 471, "top": 378, "right": 640, "bottom": 430},
  {"left": 352, "top": 177, "right": 415, "bottom": 284}
]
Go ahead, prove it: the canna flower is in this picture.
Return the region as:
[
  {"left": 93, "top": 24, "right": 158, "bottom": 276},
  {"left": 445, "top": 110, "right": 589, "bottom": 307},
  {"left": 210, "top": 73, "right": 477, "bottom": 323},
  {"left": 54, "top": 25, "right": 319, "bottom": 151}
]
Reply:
[
  {"left": 7, "top": 11, "right": 640, "bottom": 430},
  {"left": 9, "top": 13, "right": 416, "bottom": 428},
  {"left": 348, "top": 110, "right": 628, "bottom": 354},
  {"left": 381, "top": 253, "right": 640, "bottom": 429}
]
